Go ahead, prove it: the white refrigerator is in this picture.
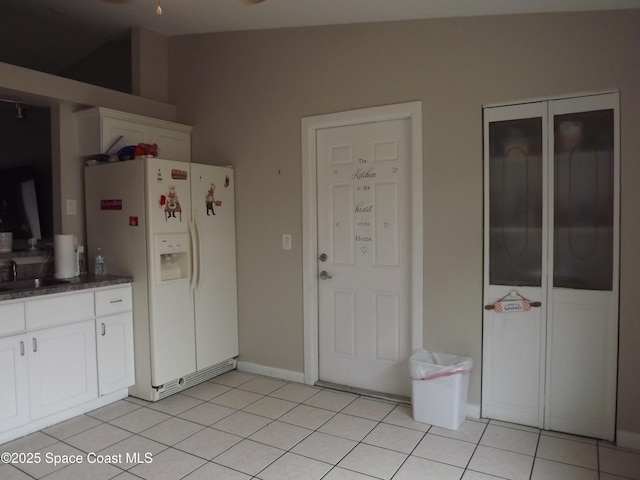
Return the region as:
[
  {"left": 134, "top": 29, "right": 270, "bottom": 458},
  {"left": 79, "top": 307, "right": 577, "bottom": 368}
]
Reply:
[{"left": 85, "top": 158, "right": 238, "bottom": 401}]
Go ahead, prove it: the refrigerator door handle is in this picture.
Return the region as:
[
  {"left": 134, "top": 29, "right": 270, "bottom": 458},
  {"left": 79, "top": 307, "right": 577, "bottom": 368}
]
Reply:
[
  {"left": 194, "top": 215, "right": 203, "bottom": 293},
  {"left": 188, "top": 215, "right": 199, "bottom": 293}
]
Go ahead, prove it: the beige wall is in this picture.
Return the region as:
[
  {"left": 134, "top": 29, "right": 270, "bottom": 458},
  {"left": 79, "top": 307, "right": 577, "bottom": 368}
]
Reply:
[
  {"left": 132, "top": 27, "right": 169, "bottom": 103},
  {"left": 168, "top": 10, "right": 640, "bottom": 436}
]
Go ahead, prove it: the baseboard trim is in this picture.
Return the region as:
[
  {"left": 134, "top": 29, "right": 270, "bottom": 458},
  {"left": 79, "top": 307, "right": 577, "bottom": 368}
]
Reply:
[
  {"left": 617, "top": 430, "right": 640, "bottom": 452},
  {"left": 237, "top": 361, "right": 305, "bottom": 384}
]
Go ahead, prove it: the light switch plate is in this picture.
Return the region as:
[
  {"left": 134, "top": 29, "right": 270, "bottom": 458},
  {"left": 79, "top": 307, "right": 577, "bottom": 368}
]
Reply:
[
  {"left": 282, "top": 234, "right": 292, "bottom": 250},
  {"left": 66, "top": 199, "right": 77, "bottom": 215}
]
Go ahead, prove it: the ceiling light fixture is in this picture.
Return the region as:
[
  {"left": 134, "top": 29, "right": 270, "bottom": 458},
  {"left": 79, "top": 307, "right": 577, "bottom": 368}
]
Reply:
[
  {"left": 0, "top": 97, "right": 29, "bottom": 119},
  {"left": 156, "top": 0, "right": 162, "bottom": 15},
  {"left": 16, "top": 103, "right": 25, "bottom": 120}
]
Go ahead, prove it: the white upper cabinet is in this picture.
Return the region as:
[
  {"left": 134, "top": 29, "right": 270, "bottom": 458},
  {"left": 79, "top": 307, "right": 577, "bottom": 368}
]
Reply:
[{"left": 75, "top": 107, "right": 192, "bottom": 162}]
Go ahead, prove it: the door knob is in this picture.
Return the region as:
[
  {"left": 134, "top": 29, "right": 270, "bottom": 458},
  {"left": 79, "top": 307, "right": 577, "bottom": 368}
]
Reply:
[{"left": 319, "top": 270, "right": 333, "bottom": 280}]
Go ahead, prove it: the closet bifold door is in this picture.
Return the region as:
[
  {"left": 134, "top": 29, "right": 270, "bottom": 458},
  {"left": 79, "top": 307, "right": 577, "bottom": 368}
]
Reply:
[
  {"left": 482, "top": 92, "right": 619, "bottom": 441},
  {"left": 482, "top": 101, "right": 548, "bottom": 429},
  {"left": 546, "top": 93, "right": 619, "bottom": 440}
]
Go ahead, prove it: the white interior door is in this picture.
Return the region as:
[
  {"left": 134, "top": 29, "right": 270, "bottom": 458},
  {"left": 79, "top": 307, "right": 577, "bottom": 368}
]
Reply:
[
  {"left": 316, "top": 118, "right": 412, "bottom": 397},
  {"left": 482, "top": 92, "right": 619, "bottom": 440}
]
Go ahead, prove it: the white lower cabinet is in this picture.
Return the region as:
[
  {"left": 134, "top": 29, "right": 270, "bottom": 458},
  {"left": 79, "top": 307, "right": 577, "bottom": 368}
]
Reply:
[
  {"left": 28, "top": 320, "right": 98, "bottom": 420},
  {"left": 95, "top": 286, "right": 135, "bottom": 396},
  {"left": 0, "top": 335, "right": 29, "bottom": 432},
  {"left": 0, "top": 283, "right": 134, "bottom": 442},
  {"left": 96, "top": 312, "right": 134, "bottom": 395}
]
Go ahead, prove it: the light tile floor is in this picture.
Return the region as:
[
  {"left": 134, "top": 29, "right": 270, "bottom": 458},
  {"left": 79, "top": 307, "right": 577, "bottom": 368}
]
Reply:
[{"left": 2, "top": 370, "right": 639, "bottom": 480}]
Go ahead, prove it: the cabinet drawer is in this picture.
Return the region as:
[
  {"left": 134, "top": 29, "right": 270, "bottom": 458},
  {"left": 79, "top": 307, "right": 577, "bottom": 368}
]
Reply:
[
  {"left": 0, "top": 302, "right": 25, "bottom": 336},
  {"left": 26, "top": 292, "right": 94, "bottom": 330},
  {"left": 95, "top": 286, "right": 132, "bottom": 316}
]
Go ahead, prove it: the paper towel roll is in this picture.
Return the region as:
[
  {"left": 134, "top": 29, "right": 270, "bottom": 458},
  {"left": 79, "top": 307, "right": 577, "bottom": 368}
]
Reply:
[{"left": 54, "top": 234, "right": 78, "bottom": 279}]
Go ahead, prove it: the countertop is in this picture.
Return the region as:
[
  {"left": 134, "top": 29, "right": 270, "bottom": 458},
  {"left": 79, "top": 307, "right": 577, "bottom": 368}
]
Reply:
[{"left": 0, "top": 274, "right": 133, "bottom": 302}]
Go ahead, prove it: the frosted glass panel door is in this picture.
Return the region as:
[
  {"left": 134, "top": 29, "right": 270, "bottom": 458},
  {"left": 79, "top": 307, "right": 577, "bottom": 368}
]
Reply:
[
  {"left": 546, "top": 94, "right": 619, "bottom": 440},
  {"left": 483, "top": 102, "right": 547, "bottom": 429},
  {"left": 553, "top": 110, "right": 614, "bottom": 290},
  {"left": 483, "top": 92, "right": 619, "bottom": 440},
  {"left": 489, "top": 117, "right": 543, "bottom": 287}
]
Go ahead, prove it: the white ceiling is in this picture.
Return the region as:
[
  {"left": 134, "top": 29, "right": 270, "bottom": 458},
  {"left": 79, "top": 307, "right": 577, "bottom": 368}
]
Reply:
[{"left": 5, "top": 0, "right": 640, "bottom": 39}]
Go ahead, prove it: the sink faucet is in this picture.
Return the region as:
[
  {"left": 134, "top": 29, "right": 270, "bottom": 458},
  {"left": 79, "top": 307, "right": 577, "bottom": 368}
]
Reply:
[{"left": 8, "top": 259, "right": 17, "bottom": 281}]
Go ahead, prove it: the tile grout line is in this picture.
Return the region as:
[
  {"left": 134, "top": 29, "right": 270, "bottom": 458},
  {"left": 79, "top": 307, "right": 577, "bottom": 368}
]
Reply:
[
  {"left": 529, "top": 428, "right": 542, "bottom": 480},
  {"left": 386, "top": 422, "right": 431, "bottom": 480},
  {"left": 459, "top": 419, "right": 490, "bottom": 479}
]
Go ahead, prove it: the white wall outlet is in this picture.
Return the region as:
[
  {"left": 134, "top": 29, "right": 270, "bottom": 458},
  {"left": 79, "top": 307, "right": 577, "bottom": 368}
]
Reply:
[
  {"left": 282, "top": 234, "right": 292, "bottom": 250},
  {"left": 66, "top": 199, "right": 77, "bottom": 215}
]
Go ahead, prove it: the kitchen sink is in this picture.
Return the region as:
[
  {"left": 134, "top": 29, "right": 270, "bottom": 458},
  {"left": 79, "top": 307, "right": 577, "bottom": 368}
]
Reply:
[{"left": 0, "top": 277, "right": 71, "bottom": 292}]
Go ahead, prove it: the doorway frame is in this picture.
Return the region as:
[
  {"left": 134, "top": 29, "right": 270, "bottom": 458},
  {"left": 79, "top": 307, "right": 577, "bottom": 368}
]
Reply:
[{"left": 301, "top": 101, "right": 424, "bottom": 386}]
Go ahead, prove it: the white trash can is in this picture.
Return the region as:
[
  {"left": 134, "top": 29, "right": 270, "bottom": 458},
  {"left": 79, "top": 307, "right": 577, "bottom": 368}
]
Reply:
[{"left": 409, "top": 349, "right": 473, "bottom": 430}]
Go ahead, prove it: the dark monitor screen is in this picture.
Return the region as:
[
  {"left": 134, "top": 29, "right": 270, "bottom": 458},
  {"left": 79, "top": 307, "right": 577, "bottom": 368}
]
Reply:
[{"left": 0, "top": 166, "right": 41, "bottom": 240}]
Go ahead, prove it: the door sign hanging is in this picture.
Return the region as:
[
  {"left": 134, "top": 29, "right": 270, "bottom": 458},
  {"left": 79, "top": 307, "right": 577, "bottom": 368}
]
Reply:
[{"left": 484, "top": 290, "right": 541, "bottom": 313}]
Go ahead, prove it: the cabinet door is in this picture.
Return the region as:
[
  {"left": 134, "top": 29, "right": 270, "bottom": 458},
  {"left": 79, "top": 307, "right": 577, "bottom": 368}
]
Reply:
[
  {"left": 28, "top": 320, "right": 98, "bottom": 420},
  {"left": 102, "top": 117, "right": 150, "bottom": 154},
  {"left": 96, "top": 312, "right": 135, "bottom": 395},
  {"left": 149, "top": 126, "right": 191, "bottom": 162},
  {"left": 0, "top": 335, "right": 29, "bottom": 432}
]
